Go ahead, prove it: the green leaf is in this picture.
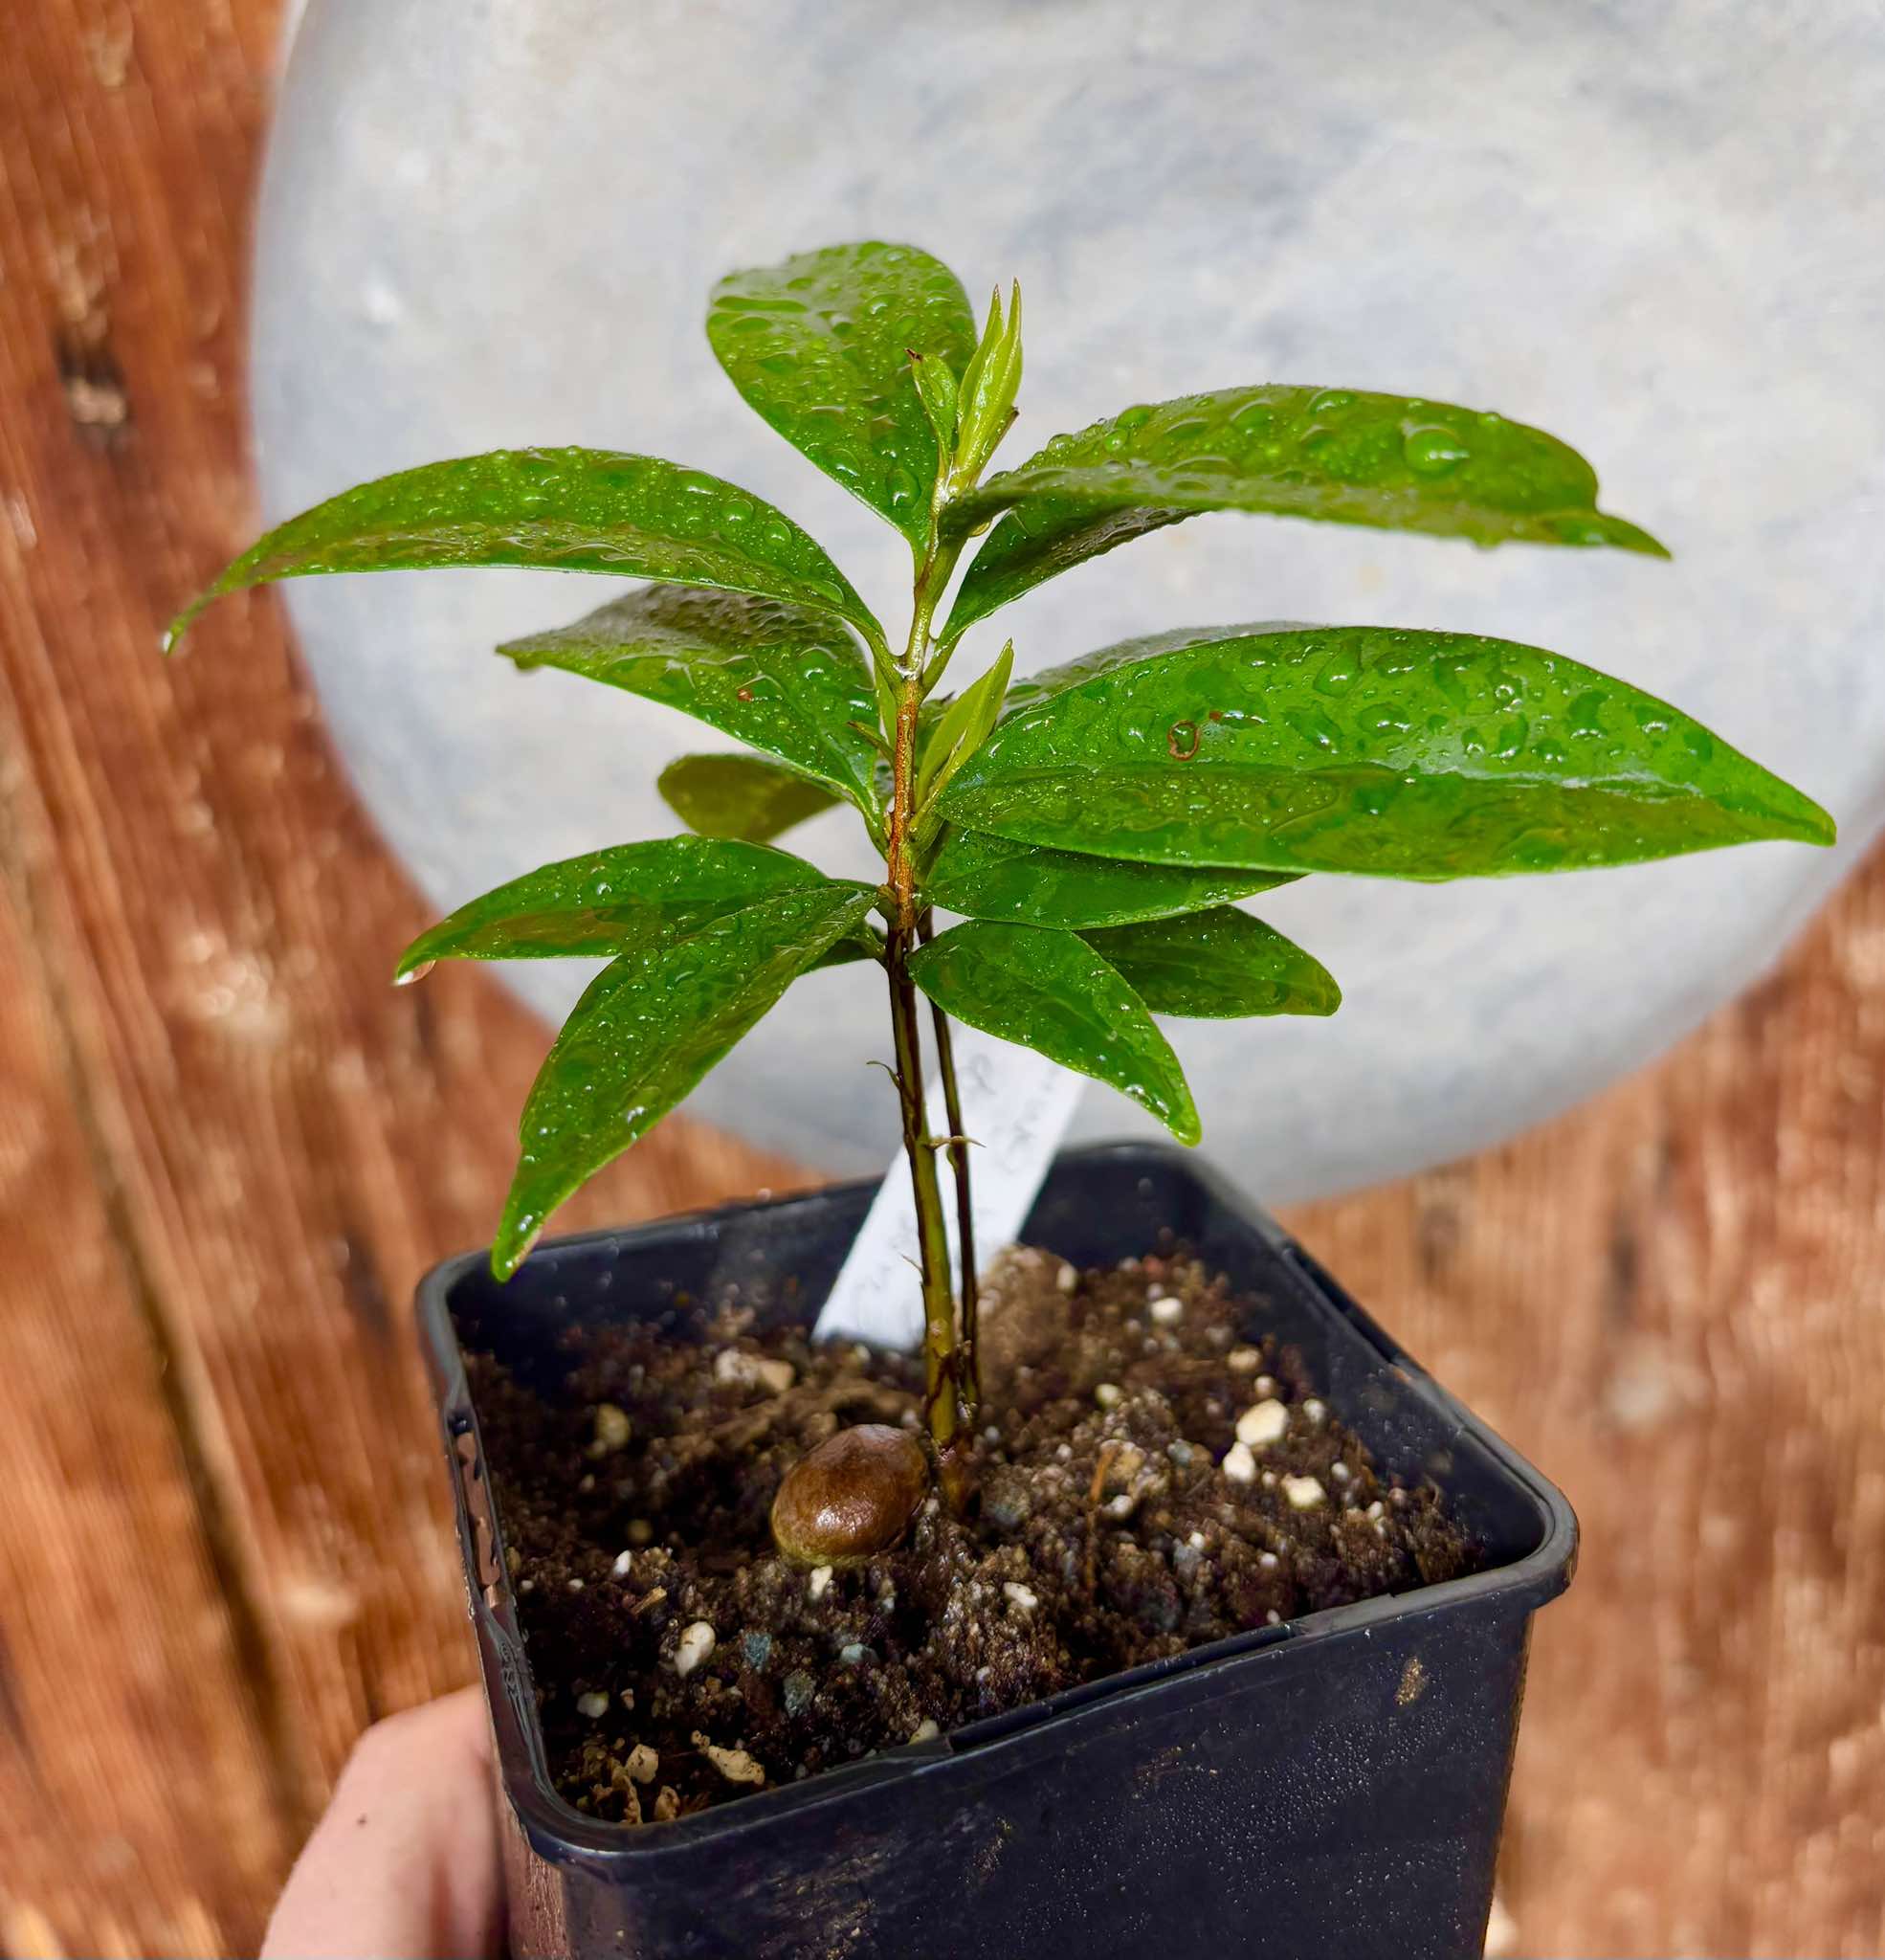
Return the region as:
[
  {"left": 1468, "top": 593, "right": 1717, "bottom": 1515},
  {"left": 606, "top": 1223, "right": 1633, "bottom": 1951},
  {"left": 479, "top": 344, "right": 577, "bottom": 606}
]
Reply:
[
  {"left": 498, "top": 585, "right": 882, "bottom": 809},
  {"left": 916, "top": 640, "right": 1012, "bottom": 811},
  {"left": 657, "top": 753, "right": 840, "bottom": 843},
  {"left": 998, "top": 623, "right": 1304, "bottom": 722},
  {"left": 940, "top": 387, "right": 1667, "bottom": 637},
  {"left": 707, "top": 242, "right": 978, "bottom": 546},
  {"left": 922, "top": 827, "right": 1297, "bottom": 929},
  {"left": 952, "top": 282, "right": 1023, "bottom": 486},
  {"left": 393, "top": 836, "right": 836, "bottom": 979},
  {"left": 495, "top": 880, "right": 877, "bottom": 1276},
  {"left": 166, "top": 448, "right": 881, "bottom": 653},
  {"left": 911, "top": 351, "right": 960, "bottom": 457},
  {"left": 1081, "top": 908, "right": 1340, "bottom": 1017},
  {"left": 907, "top": 921, "right": 1199, "bottom": 1144},
  {"left": 942, "top": 624, "right": 1835, "bottom": 878}
]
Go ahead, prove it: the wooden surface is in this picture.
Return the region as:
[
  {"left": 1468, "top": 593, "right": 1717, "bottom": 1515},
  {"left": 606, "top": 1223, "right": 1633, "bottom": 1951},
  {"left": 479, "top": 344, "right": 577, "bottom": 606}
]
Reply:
[{"left": 0, "top": 4, "right": 1878, "bottom": 1954}]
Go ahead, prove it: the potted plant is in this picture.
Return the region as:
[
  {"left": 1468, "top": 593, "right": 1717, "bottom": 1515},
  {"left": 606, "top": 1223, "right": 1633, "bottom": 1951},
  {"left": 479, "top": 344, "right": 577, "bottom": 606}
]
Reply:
[{"left": 175, "top": 241, "right": 1831, "bottom": 1959}]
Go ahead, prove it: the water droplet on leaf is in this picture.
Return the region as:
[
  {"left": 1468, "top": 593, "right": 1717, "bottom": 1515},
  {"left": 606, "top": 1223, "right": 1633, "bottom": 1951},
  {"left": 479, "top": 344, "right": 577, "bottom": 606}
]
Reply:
[{"left": 1403, "top": 426, "right": 1471, "bottom": 475}]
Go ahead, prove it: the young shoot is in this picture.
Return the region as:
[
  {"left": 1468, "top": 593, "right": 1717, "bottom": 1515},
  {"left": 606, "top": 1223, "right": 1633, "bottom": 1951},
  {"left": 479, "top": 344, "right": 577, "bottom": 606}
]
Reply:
[{"left": 170, "top": 240, "right": 1833, "bottom": 1541}]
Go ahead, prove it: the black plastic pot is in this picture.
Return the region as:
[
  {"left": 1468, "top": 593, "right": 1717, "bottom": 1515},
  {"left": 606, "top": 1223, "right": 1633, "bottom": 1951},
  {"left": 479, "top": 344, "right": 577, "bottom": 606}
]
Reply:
[{"left": 419, "top": 1143, "right": 1576, "bottom": 1960}]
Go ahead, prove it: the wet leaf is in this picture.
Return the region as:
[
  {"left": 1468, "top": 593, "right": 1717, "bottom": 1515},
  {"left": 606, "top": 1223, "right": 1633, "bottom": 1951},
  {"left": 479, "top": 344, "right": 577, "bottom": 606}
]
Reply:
[
  {"left": 657, "top": 753, "right": 840, "bottom": 844},
  {"left": 907, "top": 921, "right": 1199, "bottom": 1143},
  {"left": 922, "top": 827, "right": 1296, "bottom": 930},
  {"left": 941, "top": 387, "right": 1667, "bottom": 636},
  {"left": 942, "top": 624, "right": 1834, "bottom": 878},
  {"left": 916, "top": 640, "right": 1012, "bottom": 813},
  {"left": 394, "top": 836, "right": 838, "bottom": 978},
  {"left": 708, "top": 242, "right": 978, "bottom": 545},
  {"left": 1081, "top": 908, "right": 1340, "bottom": 1017},
  {"left": 496, "top": 880, "right": 878, "bottom": 1276},
  {"left": 911, "top": 350, "right": 960, "bottom": 457},
  {"left": 953, "top": 281, "right": 1023, "bottom": 485},
  {"left": 499, "top": 585, "right": 881, "bottom": 809},
  {"left": 167, "top": 448, "right": 880, "bottom": 652},
  {"left": 998, "top": 622, "right": 1307, "bottom": 722}
]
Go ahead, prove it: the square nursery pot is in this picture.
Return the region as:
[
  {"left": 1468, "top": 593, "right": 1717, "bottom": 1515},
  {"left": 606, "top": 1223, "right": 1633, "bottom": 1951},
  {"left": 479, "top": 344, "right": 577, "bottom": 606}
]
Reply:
[{"left": 419, "top": 1143, "right": 1576, "bottom": 1960}]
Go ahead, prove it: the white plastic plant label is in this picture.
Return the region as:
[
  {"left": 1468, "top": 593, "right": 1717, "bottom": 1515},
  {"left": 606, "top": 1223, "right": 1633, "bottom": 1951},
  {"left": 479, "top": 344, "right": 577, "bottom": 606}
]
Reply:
[{"left": 814, "top": 1027, "right": 1084, "bottom": 1349}]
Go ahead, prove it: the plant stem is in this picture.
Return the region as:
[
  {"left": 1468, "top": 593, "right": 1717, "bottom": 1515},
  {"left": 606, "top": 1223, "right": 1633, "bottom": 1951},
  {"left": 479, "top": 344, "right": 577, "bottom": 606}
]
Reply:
[
  {"left": 886, "top": 924, "right": 961, "bottom": 1446},
  {"left": 920, "top": 908, "right": 979, "bottom": 1411},
  {"left": 882, "top": 529, "right": 973, "bottom": 1457}
]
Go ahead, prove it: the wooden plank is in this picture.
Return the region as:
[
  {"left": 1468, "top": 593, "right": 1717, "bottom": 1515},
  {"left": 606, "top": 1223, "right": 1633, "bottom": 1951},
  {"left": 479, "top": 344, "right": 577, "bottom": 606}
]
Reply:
[
  {"left": 0, "top": 763, "right": 291, "bottom": 1958},
  {"left": 0, "top": 1, "right": 797, "bottom": 1949},
  {"left": 1285, "top": 862, "right": 1885, "bottom": 1958}
]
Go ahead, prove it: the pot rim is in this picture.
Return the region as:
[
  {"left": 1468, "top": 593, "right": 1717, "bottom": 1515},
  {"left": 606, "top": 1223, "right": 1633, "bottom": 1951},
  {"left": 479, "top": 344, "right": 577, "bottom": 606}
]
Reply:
[{"left": 417, "top": 1141, "right": 1577, "bottom": 1863}]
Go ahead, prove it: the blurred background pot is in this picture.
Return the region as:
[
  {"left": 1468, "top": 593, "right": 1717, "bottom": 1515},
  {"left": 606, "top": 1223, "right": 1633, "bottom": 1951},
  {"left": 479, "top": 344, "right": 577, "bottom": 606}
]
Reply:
[{"left": 255, "top": 0, "right": 1883, "bottom": 1195}]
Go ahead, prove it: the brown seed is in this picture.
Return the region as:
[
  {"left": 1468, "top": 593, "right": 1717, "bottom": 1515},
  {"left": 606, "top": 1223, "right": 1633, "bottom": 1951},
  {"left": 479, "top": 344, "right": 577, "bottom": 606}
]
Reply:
[{"left": 769, "top": 1423, "right": 930, "bottom": 1570}]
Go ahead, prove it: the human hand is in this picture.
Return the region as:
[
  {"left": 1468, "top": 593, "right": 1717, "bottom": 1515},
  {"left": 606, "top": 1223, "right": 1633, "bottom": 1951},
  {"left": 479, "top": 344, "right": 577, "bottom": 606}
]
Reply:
[{"left": 261, "top": 1687, "right": 502, "bottom": 1959}]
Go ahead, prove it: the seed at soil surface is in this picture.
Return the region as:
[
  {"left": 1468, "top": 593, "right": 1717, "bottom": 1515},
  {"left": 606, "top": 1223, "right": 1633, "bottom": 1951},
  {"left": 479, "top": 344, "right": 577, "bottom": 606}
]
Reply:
[
  {"left": 768, "top": 1423, "right": 929, "bottom": 1569},
  {"left": 1282, "top": 1474, "right": 1326, "bottom": 1510},
  {"left": 673, "top": 1621, "right": 717, "bottom": 1677},
  {"left": 1236, "top": 1398, "right": 1289, "bottom": 1448}
]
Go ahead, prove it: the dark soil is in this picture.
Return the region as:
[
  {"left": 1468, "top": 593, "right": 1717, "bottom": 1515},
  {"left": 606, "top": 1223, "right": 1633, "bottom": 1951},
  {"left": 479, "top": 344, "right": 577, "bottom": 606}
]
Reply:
[{"left": 464, "top": 1242, "right": 1478, "bottom": 1825}]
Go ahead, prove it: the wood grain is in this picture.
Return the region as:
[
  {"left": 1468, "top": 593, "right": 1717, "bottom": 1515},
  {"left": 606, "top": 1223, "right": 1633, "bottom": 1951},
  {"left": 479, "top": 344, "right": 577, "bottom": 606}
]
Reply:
[
  {"left": 1287, "top": 896, "right": 1885, "bottom": 1958},
  {"left": 0, "top": 3, "right": 796, "bottom": 1951},
  {"left": 0, "top": 1, "right": 1879, "bottom": 1954}
]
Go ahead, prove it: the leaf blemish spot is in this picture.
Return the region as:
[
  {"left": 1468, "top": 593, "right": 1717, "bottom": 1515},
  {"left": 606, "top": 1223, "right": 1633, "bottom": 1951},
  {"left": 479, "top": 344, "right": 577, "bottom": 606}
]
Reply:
[{"left": 1167, "top": 720, "right": 1201, "bottom": 761}]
